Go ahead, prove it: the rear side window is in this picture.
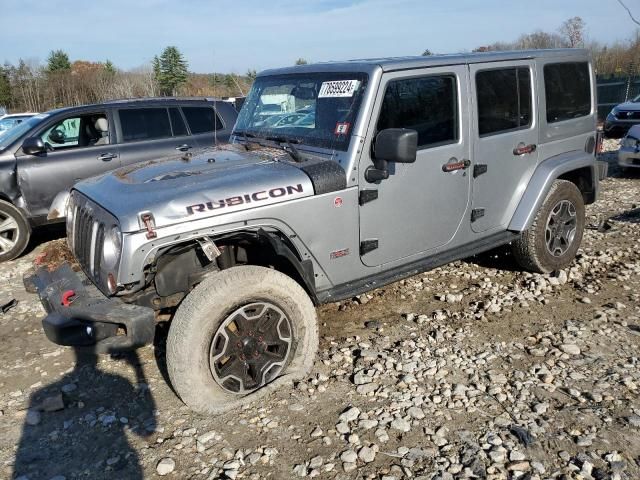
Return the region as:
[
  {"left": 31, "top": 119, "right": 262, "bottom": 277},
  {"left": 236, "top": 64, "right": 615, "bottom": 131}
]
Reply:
[
  {"left": 544, "top": 62, "right": 591, "bottom": 123},
  {"left": 169, "top": 108, "right": 188, "bottom": 136},
  {"left": 377, "top": 75, "right": 458, "bottom": 148},
  {"left": 182, "top": 106, "right": 224, "bottom": 134},
  {"left": 476, "top": 67, "right": 532, "bottom": 136},
  {"left": 119, "top": 108, "right": 172, "bottom": 142}
]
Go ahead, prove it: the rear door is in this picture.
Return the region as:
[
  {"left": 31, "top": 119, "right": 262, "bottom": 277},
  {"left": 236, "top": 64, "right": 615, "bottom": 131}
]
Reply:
[
  {"left": 181, "top": 104, "right": 233, "bottom": 147},
  {"left": 115, "top": 106, "right": 194, "bottom": 166},
  {"left": 469, "top": 60, "right": 539, "bottom": 232},
  {"left": 16, "top": 110, "right": 118, "bottom": 217}
]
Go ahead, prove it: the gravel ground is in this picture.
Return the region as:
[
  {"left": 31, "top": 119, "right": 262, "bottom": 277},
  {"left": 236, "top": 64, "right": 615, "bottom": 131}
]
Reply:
[{"left": 1, "top": 143, "right": 639, "bottom": 480}]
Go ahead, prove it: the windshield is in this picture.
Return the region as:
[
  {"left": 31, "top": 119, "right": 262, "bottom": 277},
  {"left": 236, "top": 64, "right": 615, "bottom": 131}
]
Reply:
[
  {"left": 234, "top": 72, "right": 368, "bottom": 151},
  {"left": 0, "top": 115, "right": 46, "bottom": 151}
]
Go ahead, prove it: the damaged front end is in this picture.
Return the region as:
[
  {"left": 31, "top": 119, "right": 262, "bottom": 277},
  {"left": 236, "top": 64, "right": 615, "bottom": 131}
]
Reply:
[{"left": 24, "top": 261, "right": 155, "bottom": 353}]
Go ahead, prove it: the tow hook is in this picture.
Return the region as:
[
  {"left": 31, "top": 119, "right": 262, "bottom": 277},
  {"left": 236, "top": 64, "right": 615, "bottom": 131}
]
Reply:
[
  {"left": 141, "top": 213, "right": 157, "bottom": 239},
  {"left": 61, "top": 290, "right": 77, "bottom": 307}
]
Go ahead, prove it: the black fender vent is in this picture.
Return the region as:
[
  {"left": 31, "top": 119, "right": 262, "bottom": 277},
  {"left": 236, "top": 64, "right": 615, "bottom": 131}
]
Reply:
[{"left": 298, "top": 160, "right": 347, "bottom": 195}]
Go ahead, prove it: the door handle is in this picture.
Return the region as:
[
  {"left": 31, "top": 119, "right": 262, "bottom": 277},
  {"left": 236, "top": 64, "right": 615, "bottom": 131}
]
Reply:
[
  {"left": 442, "top": 158, "right": 471, "bottom": 172},
  {"left": 98, "top": 153, "right": 117, "bottom": 161},
  {"left": 513, "top": 143, "right": 537, "bottom": 156},
  {"left": 176, "top": 144, "right": 192, "bottom": 152}
]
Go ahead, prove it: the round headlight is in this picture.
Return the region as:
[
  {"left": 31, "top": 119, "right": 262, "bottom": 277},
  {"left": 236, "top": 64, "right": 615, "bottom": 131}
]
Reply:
[{"left": 102, "top": 225, "right": 122, "bottom": 269}]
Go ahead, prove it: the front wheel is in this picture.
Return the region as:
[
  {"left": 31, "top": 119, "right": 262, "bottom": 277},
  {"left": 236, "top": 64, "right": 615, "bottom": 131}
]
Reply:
[
  {"left": 511, "top": 180, "right": 585, "bottom": 273},
  {"left": 166, "top": 265, "right": 318, "bottom": 415},
  {"left": 0, "top": 200, "right": 31, "bottom": 262}
]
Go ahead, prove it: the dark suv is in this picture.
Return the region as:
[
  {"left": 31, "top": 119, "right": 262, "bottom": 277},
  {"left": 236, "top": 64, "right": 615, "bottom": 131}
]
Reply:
[{"left": 0, "top": 98, "right": 238, "bottom": 261}]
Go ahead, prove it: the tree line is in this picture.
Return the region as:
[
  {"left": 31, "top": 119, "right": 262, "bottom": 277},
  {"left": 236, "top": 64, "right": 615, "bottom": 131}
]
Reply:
[
  {"left": 467, "top": 17, "right": 640, "bottom": 78},
  {"left": 0, "top": 46, "right": 255, "bottom": 113},
  {"left": 3, "top": 17, "right": 640, "bottom": 113}
]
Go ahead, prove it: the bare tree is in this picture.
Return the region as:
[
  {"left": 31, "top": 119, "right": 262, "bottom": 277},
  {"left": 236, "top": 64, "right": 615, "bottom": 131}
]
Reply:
[
  {"left": 617, "top": 0, "right": 640, "bottom": 26},
  {"left": 559, "top": 16, "right": 586, "bottom": 48}
]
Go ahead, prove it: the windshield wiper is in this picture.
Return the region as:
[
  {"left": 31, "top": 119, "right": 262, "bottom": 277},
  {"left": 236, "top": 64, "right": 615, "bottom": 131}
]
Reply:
[
  {"left": 233, "top": 130, "right": 258, "bottom": 151},
  {"left": 265, "top": 136, "right": 303, "bottom": 163}
]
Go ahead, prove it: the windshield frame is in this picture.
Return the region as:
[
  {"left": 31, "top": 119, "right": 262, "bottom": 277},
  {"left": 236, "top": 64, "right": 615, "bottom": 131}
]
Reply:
[
  {"left": 234, "top": 72, "right": 369, "bottom": 152},
  {"left": 0, "top": 114, "right": 47, "bottom": 152}
]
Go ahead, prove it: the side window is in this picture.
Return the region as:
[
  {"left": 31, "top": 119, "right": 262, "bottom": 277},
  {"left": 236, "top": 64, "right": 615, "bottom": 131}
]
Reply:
[
  {"left": 40, "top": 113, "right": 109, "bottom": 149},
  {"left": 476, "top": 67, "right": 532, "bottom": 136},
  {"left": 544, "top": 62, "right": 591, "bottom": 123},
  {"left": 169, "top": 108, "right": 188, "bottom": 137},
  {"left": 376, "top": 75, "right": 458, "bottom": 148},
  {"left": 119, "top": 108, "right": 172, "bottom": 142},
  {"left": 182, "top": 106, "right": 224, "bottom": 134}
]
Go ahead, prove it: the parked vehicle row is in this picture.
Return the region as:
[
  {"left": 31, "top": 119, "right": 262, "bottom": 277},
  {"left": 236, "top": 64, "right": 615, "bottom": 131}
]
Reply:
[
  {"left": 0, "top": 98, "right": 238, "bottom": 261},
  {"left": 24, "top": 49, "right": 601, "bottom": 415},
  {"left": 0, "top": 112, "right": 38, "bottom": 136}
]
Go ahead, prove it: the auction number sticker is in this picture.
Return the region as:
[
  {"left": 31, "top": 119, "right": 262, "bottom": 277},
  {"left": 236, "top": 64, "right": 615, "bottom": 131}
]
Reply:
[{"left": 318, "top": 80, "right": 360, "bottom": 98}]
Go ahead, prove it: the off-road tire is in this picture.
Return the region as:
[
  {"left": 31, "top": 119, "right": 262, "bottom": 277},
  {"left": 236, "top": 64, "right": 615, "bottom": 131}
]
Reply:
[
  {"left": 511, "top": 180, "right": 585, "bottom": 274},
  {"left": 166, "top": 265, "right": 318, "bottom": 415},
  {"left": 0, "top": 200, "right": 31, "bottom": 262}
]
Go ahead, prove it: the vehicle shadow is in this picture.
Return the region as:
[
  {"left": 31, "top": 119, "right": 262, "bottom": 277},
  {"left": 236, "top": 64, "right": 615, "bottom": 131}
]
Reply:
[
  {"left": 463, "top": 244, "right": 523, "bottom": 272},
  {"left": 22, "top": 223, "right": 66, "bottom": 257},
  {"left": 610, "top": 207, "right": 640, "bottom": 224},
  {"left": 152, "top": 320, "right": 175, "bottom": 395},
  {"left": 13, "top": 348, "right": 156, "bottom": 480}
]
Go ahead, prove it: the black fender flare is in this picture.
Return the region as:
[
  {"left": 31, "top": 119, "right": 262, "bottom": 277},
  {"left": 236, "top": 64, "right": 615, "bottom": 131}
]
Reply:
[{"left": 256, "top": 229, "right": 318, "bottom": 304}]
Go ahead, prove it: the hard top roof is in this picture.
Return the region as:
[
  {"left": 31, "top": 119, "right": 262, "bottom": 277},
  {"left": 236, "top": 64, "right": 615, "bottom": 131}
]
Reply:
[{"left": 258, "top": 48, "right": 590, "bottom": 77}]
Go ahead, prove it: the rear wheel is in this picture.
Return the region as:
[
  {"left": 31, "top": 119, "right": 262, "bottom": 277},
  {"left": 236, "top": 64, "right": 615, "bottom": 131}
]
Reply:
[
  {"left": 166, "top": 265, "right": 318, "bottom": 414},
  {"left": 511, "top": 180, "right": 585, "bottom": 273},
  {"left": 0, "top": 200, "right": 30, "bottom": 262}
]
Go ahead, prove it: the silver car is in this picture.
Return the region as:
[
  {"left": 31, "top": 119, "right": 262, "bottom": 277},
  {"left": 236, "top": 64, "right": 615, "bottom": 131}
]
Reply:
[{"left": 618, "top": 124, "right": 640, "bottom": 170}]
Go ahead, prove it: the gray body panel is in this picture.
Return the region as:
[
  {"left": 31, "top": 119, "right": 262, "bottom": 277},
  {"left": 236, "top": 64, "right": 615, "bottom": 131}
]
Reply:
[
  {"left": 0, "top": 99, "right": 238, "bottom": 225},
  {"left": 67, "top": 49, "right": 598, "bottom": 301}
]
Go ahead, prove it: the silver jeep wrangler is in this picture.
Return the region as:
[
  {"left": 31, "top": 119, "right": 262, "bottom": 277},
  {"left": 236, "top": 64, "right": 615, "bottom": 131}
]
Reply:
[{"left": 27, "top": 49, "right": 600, "bottom": 414}]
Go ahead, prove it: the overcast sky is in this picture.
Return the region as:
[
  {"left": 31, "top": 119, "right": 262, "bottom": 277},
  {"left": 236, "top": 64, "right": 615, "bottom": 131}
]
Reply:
[{"left": 1, "top": 0, "right": 639, "bottom": 73}]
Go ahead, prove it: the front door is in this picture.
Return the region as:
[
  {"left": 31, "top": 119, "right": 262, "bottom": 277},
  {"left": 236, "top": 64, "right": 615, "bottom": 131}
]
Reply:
[
  {"left": 359, "top": 66, "right": 471, "bottom": 267},
  {"left": 469, "top": 60, "right": 539, "bottom": 233},
  {"left": 16, "top": 111, "right": 119, "bottom": 217}
]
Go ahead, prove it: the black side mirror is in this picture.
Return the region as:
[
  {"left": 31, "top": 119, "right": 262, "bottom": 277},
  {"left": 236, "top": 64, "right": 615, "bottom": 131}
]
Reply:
[
  {"left": 22, "top": 137, "right": 46, "bottom": 155},
  {"left": 365, "top": 128, "right": 418, "bottom": 182},
  {"left": 375, "top": 128, "right": 418, "bottom": 163}
]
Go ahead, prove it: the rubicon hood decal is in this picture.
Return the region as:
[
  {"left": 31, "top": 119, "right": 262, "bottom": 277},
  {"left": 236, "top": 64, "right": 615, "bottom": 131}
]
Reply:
[{"left": 186, "top": 184, "right": 304, "bottom": 216}]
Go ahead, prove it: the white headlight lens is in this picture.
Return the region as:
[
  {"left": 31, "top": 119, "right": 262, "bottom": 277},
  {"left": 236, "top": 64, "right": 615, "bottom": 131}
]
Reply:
[
  {"left": 65, "top": 196, "right": 76, "bottom": 244},
  {"left": 102, "top": 225, "right": 122, "bottom": 269}
]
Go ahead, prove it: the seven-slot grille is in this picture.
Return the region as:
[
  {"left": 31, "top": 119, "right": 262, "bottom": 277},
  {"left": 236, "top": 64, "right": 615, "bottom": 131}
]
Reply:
[{"left": 72, "top": 202, "right": 105, "bottom": 283}]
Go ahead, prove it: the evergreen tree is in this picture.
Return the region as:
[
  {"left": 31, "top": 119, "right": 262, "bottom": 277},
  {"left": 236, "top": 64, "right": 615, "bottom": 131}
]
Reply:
[
  {"left": 295, "top": 58, "right": 308, "bottom": 65},
  {"left": 154, "top": 46, "right": 189, "bottom": 96},
  {"left": 47, "top": 50, "right": 71, "bottom": 72},
  {"left": 104, "top": 59, "right": 116, "bottom": 75},
  {"left": 0, "top": 66, "right": 11, "bottom": 108},
  {"left": 246, "top": 69, "right": 257, "bottom": 81}
]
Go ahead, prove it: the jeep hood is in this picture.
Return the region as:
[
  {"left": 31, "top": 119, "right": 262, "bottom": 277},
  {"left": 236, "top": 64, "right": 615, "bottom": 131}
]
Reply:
[{"left": 74, "top": 146, "right": 319, "bottom": 232}]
